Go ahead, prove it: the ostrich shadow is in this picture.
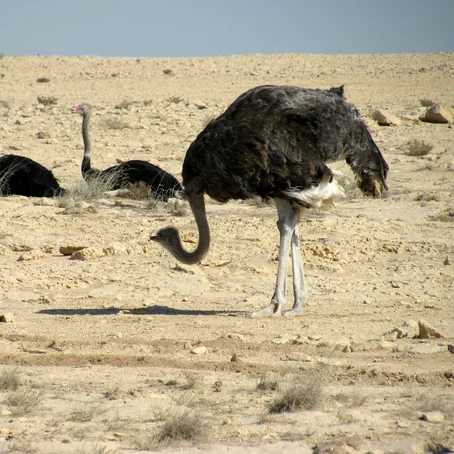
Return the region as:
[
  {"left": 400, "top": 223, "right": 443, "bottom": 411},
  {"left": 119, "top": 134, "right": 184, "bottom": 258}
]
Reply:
[{"left": 37, "top": 305, "right": 245, "bottom": 317}]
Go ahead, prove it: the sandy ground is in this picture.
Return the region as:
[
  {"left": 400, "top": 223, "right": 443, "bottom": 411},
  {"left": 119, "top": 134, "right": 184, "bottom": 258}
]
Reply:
[{"left": 0, "top": 53, "right": 453, "bottom": 453}]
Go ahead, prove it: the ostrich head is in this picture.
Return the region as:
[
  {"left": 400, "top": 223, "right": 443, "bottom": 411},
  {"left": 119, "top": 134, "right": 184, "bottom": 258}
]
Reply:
[{"left": 72, "top": 104, "right": 91, "bottom": 116}]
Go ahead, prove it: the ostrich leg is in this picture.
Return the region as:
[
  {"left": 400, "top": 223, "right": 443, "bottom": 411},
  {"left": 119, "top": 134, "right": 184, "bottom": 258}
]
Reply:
[
  {"left": 249, "top": 199, "right": 299, "bottom": 318},
  {"left": 283, "top": 220, "right": 308, "bottom": 317}
]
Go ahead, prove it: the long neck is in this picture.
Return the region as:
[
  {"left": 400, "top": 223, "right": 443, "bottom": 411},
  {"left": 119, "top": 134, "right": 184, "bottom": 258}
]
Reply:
[
  {"left": 171, "top": 193, "right": 211, "bottom": 264},
  {"left": 81, "top": 113, "right": 92, "bottom": 176}
]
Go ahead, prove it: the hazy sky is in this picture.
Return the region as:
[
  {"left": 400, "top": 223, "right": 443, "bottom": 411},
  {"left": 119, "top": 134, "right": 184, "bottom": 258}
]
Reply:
[{"left": 2, "top": 0, "right": 454, "bottom": 58}]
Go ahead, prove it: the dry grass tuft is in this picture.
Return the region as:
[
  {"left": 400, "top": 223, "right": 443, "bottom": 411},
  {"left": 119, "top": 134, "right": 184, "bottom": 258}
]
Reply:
[
  {"left": 427, "top": 209, "right": 454, "bottom": 223},
  {"left": 167, "top": 96, "right": 183, "bottom": 104},
  {"left": 256, "top": 372, "right": 279, "bottom": 391},
  {"left": 420, "top": 98, "right": 436, "bottom": 107},
  {"left": 405, "top": 139, "right": 433, "bottom": 157},
  {"left": 124, "top": 181, "right": 150, "bottom": 200},
  {"left": 68, "top": 403, "right": 101, "bottom": 422},
  {"left": 143, "top": 99, "right": 153, "bottom": 106},
  {"left": 332, "top": 390, "right": 367, "bottom": 408},
  {"left": 115, "top": 100, "right": 135, "bottom": 110},
  {"left": 0, "top": 100, "right": 10, "bottom": 108},
  {"left": 163, "top": 68, "right": 174, "bottom": 76},
  {"left": 102, "top": 115, "right": 129, "bottom": 130},
  {"left": 267, "top": 373, "right": 323, "bottom": 414},
  {"left": 0, "top": 368, "right": 22, "bottom": 391},
  {"left": 4, "top": 389, "right": 43, "bottom": 416},
  {"left": 424, "top": 441, "right": 452, "bottom": 454},
  {"left": 36, "top": 77, "right": 50, "bottom": 83},
  {"left": 4, "top": 440, "right": 38, "bottom": 454},
  {"left": 37, "top": 95, "right": 58, "bottom": 105},
  {"left": 60, "top": 171, "right": 127, "bottom": 202}
]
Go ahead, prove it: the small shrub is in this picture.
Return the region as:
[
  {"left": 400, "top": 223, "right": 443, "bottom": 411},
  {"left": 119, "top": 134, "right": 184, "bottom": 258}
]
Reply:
[
  {"left": 167, "top": 96, "right": 183, "bottom": 104},
  {"left": 37, "top": 95, "right": 58, "bottom": 105},
  {"left": 143, "top": 99, "right": 153, "bottom": 106},
  {"left": 102, "top": 116, "right": 129, "bottom": 130},
  {"left": 0, "top": 100, "right": 10, "bottom": 108},
  {"left": 68, "top": 403, "right": 100, "bottom": 422},
  {"left": 167, "top": 199, "right": 187, "bottom": 216},
  {"left": 103, "top": 386, "right": 121, "bottom": 400},
  {"left": 115, "top": 100, "right": 135, "bottom": 110},
  {"left": 125, "top": 181, "right": 150, "bottom": 200},
  {"left": 257, "top": 373, "right": 279, "bottom": 391},
  {"left": 268, "top": 373, "right": 323, "bottom": 414},
  {"left": 156, "top": 406, "right": 206, "bottom": 444},
  {"left": 163, "top": 68, "right": 174, "bottom": 76},
  {"left": 61, "top": 171, "right": 127, "bottom": 201},
  {"left": 5, "top": 389, "right": 43, "bottom": 415},
  {"left": 5, "top": 440, "right": 38, "bottom": 454},
  {"left": 406, "top": 139, "right": 433, "bottom": 157},
  {"left": 0, "top": 368, "right": 22, "bottom": 390},
  {"left": 180, "top": 372, "right": 197, "bottom": 390},
  {"left": 425, "top": 442, "right": 451, "bottom": 454},
  {"left": 420, "top": 98, "right": 436, "bottom": 107},
  {"left": 36, "top": 77, "right": 50, "bottom": 83}
]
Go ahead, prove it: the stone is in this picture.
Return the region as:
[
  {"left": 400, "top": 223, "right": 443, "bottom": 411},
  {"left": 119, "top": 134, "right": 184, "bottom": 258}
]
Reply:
[
  {"left": 409, "top": 344, "right": 446, "bottom": 354},
  {"left": 419, "top": 104, "right": 453, "bottom": 123},
  {"left": 191, "top": 346, "right": 207, "bottom": 355},
  {"left": 70, "top": 247, "right": 105, "bottom": 261},
  {"left": 17, "top": 249, "right": 46, "bottom": 261},
  {"left": 403, "top": 319, "right": 420, "bottom": 338},
  {"left": 0, "top": 313, "right": 14, "bottom": 323},
  {"left": 420, "top": 410, "right": 445, "bottom": 423},
  {"left": 59, "top": 245, "right": 86, "bottom": 256},
  {"left": 372, "top": 109, "right": 401, "bottom": 126},
  {"left": 418, "top": 319, "right": 444, "bottom": 339}
]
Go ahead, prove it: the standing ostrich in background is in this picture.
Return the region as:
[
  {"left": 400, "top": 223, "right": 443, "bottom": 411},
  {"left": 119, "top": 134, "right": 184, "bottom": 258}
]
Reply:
[
  {"left": 150, "top": 85, "right": 389, "bottom": 318},
  {"left": 72, "top": 104, "right": 183, "bottom": 201},
  {"left": 0, "top": 154, "right": 66, "bottom": 197}
]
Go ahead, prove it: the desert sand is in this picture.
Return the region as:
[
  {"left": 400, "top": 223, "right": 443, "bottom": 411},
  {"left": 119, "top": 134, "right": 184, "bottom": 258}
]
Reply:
[{"left": 0, "top": 53, "right": 453, "bottom": 453}]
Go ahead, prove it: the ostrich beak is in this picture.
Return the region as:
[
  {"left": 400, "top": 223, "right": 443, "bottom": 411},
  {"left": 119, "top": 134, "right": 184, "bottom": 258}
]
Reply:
[{"left": 149, "top": 231, "right": 159, "bottom": 241}]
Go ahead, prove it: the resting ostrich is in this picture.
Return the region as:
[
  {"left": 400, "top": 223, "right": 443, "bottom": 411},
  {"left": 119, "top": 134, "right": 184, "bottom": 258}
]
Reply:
[
  {"left": 150, "top": 85, "right": 389, "bottom": 318},
  {"left": 72, "top": 104, "right": 183, "bottom": 201},
  {"left": 0, "top": 154, "right": 66, "bottom": 197}
]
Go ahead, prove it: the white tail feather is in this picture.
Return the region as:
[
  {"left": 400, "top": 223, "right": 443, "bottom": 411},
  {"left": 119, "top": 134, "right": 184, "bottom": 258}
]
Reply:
[{"left": 282, "top": 179, "right": 345, "bottom": 208}]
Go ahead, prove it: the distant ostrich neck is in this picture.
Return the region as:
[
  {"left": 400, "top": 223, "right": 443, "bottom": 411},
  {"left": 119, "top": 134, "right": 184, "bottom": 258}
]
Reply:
[{"left": 81, "top": 112, "right": 92, "bottom": 174}]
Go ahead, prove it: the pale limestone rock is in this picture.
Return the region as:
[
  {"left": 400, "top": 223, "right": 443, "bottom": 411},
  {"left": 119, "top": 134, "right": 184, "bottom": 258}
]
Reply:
[
  {"left": 420, "top": 410, "right": 445, "bottom": 423},
  {"left": 418, "top": 319, "right": 444, "bottom": 338},
  {"left": 191, "top": 346, "right": 207, "bottom": 355},
  {"left": 70, "top": 247, "right": 105, "bottom": 261},
  {"left": 419, "top": 103, "right": 453, "bottom": 123},
  {"left": 0, "top": 313, "right": 15, "bottom": 323},
  {"left": 17, "top": 249, "right": 46, "bottom": 261},
  {"left": 372, "top": 109, "right": 401, "bottom": 126}
]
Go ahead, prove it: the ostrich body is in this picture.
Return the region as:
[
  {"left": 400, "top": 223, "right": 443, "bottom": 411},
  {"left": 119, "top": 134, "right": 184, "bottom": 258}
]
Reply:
[
  {"left": 150, "top": 85, "right": 389, "bottom": 317},
  {"left": 0, "top": 154, "right": 65, "bottom": 197},
  {"left": 72, "top": 104, "right": 183, "bottom": 201}
]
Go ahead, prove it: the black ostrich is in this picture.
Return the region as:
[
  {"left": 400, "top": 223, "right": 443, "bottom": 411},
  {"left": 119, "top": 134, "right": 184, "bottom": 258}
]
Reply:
[
  {"left": 0, "top": 154, "right": 66, "bottom": 197},
  {"left": 72, "top": 104, "right": 183, "bottom": 201},
  {"left": 150, "top": 84, "right": 389, "bottom": 318}
]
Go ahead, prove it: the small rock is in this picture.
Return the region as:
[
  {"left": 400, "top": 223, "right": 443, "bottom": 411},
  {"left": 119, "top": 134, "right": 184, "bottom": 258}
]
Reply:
[
  {"left": 403, "top": 319, "right": 420, "bottom": 338},
  {"left": 409, "top": 344, "right": 446, "bottom": 354},
  {"left": 271, "top": 333, "right": 299, "bottom": 345},
  {"left": 230, "top": 353, "right": 240, "bottom": 362},
  {"left": 59, "top": 246, "right": 86, "bottom": 256},
  {"left": 17, "top": 249, "right": 46, "bottom": 261},
  {"left": 419, "top": 104, "right": 453, "bottom": 123},
  {"left": 184, "top": 341, "right": 193, "bottom": 350},
  {"left": 372, "top": 109, "right": 401, "bottom": 126},
  {"left": 70, "top": 247, "right": 105, "bottom": 261},
  {"left": 1, "top": 406, "right": 12, "bottom": 416},
  {"left": 0, "top": 313, "right": 14, "bottom": 323},
  {"left": 191, "top": 346, "right": 207, "bottom": 355},
  {"left": 447, "top": 344, "right": 454, "bottom": 354},
  {"left": 418, "top": 319, "right": 444, "bottom": 339},
  {"left": 225, "top": 333, "right": 245, "bottom": 341},
  {"left": 420, "top": 411, "right": 445, "bottom": 423},
  {"left": 193, "top": 100, "right": 207, "bottom": 109},
  {"left": 285, "top": 352, "right": 313, "bottom": 362}
]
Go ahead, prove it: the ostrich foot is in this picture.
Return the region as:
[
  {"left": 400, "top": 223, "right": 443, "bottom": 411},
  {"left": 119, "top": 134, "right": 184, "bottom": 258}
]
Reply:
[
  {"left": 248, "top": 303, "right": 283, "bottom": 318},
  {"left": 282, "top": 307, "right": 303, "bottom": 317}
]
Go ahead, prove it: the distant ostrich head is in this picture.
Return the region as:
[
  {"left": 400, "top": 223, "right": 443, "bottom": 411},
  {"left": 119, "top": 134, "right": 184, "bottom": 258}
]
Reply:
[{"left": 72, "top": 104, "right": 91, "bottom": 116}]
